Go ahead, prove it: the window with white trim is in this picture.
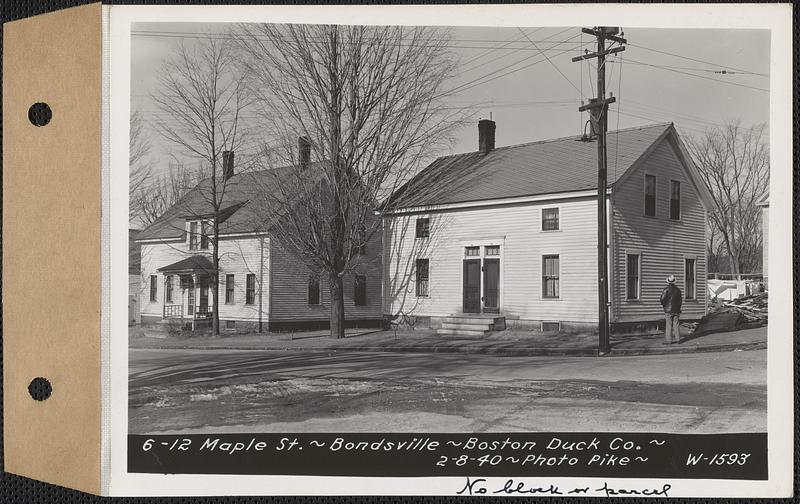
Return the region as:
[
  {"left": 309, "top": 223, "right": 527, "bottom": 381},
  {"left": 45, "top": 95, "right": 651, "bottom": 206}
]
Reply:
[
  {"left": 626, "top": 253, "right": 640, "bottom": 300},
  {"left": 685, "top": 258, "right": 696, "bottom": 300},
  {"left": 415, "top": 259, "right": 429, "bottom": 297},
  {"left": 541, "top": 207, "right": 559, "bottom": 231},
  {"left": 644, "top": 174, "right": 657, "bottom": 216},
  {"left": 542, "top": 255, "right": 560, "bottom": 298}
]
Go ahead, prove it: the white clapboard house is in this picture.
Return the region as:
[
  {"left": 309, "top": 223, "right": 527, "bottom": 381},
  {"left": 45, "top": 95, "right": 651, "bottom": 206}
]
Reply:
[
  {"left": 134, "top": 147, "right": 383, "bottom": 332},
  {"left": 382, "top": 120, "right": 714, "bottom": 335}
]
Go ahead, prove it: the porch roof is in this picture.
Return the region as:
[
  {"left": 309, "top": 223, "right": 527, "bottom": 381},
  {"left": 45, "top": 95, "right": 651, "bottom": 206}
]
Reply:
[{"left": 157, "top": 255, "right": 214, "bottom": 274}]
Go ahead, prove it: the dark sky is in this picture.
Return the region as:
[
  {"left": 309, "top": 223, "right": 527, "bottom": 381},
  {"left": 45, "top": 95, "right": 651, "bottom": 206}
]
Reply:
[{"left": 131, "top": 23, "right": 770, "bottom": 175}]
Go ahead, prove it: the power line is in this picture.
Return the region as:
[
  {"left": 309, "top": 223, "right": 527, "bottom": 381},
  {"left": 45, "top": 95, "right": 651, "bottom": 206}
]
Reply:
[
  {"left": 622, "top": 56, "right": 769, "bottom": 92},
  {"left": 131, "top": 29, "right": 584, "bottom": 50},
  {"left": 626, "top": 41, "right": 767, "bottom": 77},
  {"left": 441, "top": 36, "right": 587, "bottom": 97},
  {"left": 518, "top": 27, "right": 586, "bottom": 100},
  {"left": 458, "top": 27, "right": 545, "bottom": 67},
  {"left": 608, "top": 59, "right": 768, "bottom": 77},
  {"left": 458, "top": 27, "right": 574, "bottom": 75}
]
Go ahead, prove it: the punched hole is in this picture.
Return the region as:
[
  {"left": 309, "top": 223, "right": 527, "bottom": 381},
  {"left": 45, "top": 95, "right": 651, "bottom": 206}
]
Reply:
[
  {"left": 28, "top": 102, "right": 52, "bottom": 127},
  {"left": 28, "top": 377, "right": 52, "bottom": 401}
]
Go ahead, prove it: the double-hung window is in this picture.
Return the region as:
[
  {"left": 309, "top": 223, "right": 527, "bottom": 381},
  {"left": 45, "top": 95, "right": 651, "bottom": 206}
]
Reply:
[
  {"left": 626, "top": 253, "right": 641, "bottom": 300},
  {"left": 542, "top": 255, "right": 560, "bottom": 298},
  {"left": 165, "top": 275, "right": 173, "bottom": 303},
  {"left": 644, "top": 174, "right": 657, "bottom": 216},
  {"left": 685, "top": 258, "right": 696, "bottom": 300},
  {"left": 225, "top": 274, "right": 235, "bottom": 304},
  {"left": 354, "top": 275, "right": 367, "bottom": 306},
  {"left": 415, "top": 259, "right": 429, "bottom": 297},
  {"left": 200, "top": 220, "right": 210, "bottom": 249},
  {"left": 149, "top": 275, "right": 157, "bottom": 302},
  {"left": 670, "top": 180, "right": 681, "bottom": 220},
  {"left": 308, "top": 276, "right": 321, "bottom": 305},
  {"left": 189, "top": 221, "right": 199, "bottom": 250},
  {"left": 415, "top": 218, "right": 430, "bottom": 239},
  {"left": 541, "top": 207, "right": 559, "bottom": 231},
  {"left": 245, "top": 274, "right": 256, "bottom": 305}
]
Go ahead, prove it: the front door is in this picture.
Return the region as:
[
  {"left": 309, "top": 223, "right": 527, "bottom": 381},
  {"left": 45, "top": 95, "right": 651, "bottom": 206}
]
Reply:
[
  {"left": 483, "top": 258, "right": 500, "bottom": 313},
  {"left": 463, "top": 259, "right": 481, "bottom": 313}
]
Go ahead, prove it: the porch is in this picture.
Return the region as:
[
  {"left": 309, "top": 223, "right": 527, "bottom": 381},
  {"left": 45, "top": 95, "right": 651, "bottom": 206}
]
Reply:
[{"left": 157, "top": 255, "right": 216, "bottom": 329}]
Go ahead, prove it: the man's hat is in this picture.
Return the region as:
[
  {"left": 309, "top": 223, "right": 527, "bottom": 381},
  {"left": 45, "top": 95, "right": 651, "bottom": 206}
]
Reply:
[{"left": 667, "top": 275, "right": 676, "bottom": 283}]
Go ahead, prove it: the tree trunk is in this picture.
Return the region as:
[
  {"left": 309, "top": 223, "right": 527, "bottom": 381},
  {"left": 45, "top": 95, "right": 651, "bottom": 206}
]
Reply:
[
  {"left": 329, "top": 273, "right": 345, "bottom": 339},
  {"left": 212, "top": 234, "right": 220, "bottom": 335}
]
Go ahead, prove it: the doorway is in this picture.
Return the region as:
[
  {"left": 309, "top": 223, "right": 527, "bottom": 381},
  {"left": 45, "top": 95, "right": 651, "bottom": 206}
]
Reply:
[{"left": 461, "top": 244, "right": 502, "bottom": 314}]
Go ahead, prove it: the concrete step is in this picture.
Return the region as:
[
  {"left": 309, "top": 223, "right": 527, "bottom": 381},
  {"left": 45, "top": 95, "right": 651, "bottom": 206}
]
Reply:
[
  {"left": 436, "top": 328, "right": 490, "bottom": 337},
  {"left": 443, "top": 315, "right": 506, "bottom": 331},
  {"left": 444, "top": 316, "right": 496, "bottom": 324},
  {"left": 441, "top": 322, "right": 492, "bottom": 331}
]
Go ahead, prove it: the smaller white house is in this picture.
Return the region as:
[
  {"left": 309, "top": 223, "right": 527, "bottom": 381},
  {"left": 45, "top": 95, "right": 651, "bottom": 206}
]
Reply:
[{"left": 134, "top": 147, "right": 383, "bottom": 332}]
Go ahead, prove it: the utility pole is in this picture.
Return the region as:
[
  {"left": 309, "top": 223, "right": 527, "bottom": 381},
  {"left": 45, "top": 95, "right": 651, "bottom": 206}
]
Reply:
[{"left": 573, "top": 27, "right": 626, "bottom": 355}]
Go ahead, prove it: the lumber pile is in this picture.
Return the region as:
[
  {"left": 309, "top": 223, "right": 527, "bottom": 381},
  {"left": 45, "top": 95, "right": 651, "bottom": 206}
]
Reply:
[{"left": 722, "top": 292, "right": 768, "bottom": 324}]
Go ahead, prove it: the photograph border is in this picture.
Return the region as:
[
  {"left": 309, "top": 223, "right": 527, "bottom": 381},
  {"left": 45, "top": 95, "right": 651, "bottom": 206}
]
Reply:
[{"left": 107, "top": 3, "right": 793, "bottom": 497}]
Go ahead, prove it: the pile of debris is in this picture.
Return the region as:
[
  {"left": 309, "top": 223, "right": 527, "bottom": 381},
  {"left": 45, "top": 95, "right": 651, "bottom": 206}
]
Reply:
[
  {"left": 694, "top": 292, "right": 768, "bottom": 335},
  {"left": 722, "top": 292, "right": 768, "bottom": 324}
]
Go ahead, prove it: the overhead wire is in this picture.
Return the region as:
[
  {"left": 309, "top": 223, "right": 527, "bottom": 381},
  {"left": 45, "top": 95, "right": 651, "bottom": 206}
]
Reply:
[{"left": 517, "top": 27, "right": 586, "bottom": 100}]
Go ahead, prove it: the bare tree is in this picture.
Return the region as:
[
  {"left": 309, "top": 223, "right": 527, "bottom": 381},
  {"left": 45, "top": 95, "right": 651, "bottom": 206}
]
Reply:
[
  {"left": 151, "top": 36, "right": 250, "bottom": 335},
  {"left": 129, "top": 110, "right": 153, "bottom": 221},
  {"left": 132, "top": 162, "right": 200, "bottom": 227},
  {"left": 236, "top": 24, "right": 462, "bottom": 338},
  {"left": 687, "top": 121, "right": 769, "bottom": 278}
]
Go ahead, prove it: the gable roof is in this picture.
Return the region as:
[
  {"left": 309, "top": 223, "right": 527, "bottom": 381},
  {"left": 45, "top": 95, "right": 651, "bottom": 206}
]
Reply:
[
  {"left": 136, "top": 163, "right": 323, "bottom": 242},
  {"left": 387, "top": 123, "right": 703, "bottom": 210}
]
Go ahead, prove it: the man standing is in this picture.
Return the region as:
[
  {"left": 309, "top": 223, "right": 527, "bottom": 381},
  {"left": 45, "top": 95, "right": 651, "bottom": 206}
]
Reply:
[{"left": 660, "top": 275, "right": 683, "bottom": 345}]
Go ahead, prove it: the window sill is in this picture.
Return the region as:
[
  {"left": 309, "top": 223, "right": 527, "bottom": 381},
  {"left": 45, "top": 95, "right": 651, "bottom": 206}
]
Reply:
[
  {"left": 540, "top": 229, "right": 562, "bottom": 233},
  {"left": 541, "top": 297, "right": 561, "bottom": 301}
]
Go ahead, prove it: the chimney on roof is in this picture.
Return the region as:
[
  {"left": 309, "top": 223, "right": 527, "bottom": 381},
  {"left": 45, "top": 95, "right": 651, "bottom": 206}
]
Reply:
[
  {"left": 298, "top": 136, "right": 311, "bottom": 170},
  {"left": 478, "top": 118, "right": 496, "bottom": 154},
  {"left": 222, "top": 150, "right": 235, "bottom": 181}
]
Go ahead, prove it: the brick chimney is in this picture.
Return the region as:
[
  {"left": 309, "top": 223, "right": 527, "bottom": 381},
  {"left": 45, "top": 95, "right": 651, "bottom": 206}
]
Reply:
[
  {"left": 222, "top": 150, "right": 235, "bottom": 181},
  {"left": 298, "top": 136, "right": 311, "bottom": 170},
  {"left": 478, "top": 119, "right": 496, "bottom": 154}
]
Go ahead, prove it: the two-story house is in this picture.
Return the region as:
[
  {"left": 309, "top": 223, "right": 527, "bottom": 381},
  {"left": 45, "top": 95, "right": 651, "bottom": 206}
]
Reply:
[
  {"left": 382, "top": 120, "right": 714, "bottom": 335},
  {"left": 135, "top": 147, "right": 383, "bottom": 332}
]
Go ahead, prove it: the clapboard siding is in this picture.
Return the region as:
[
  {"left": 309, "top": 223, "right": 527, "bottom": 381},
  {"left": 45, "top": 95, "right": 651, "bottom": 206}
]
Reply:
[
  {"left": 138, "top": 237, "right": 270, "bottom": 322},
  {"left": 612, "top": 137, "right": 707, "bottom": 322},
  {"left": 384, "top": 197, "right": 599, "bottom": 323},
  {"left": 269, "top": 232, "right": 383, "bottom": 322}
]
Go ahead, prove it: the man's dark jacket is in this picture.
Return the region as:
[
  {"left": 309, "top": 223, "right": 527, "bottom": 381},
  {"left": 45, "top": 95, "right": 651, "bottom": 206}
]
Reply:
[{"left": 660, "top": 283, "right": 682, "bottom": 314}]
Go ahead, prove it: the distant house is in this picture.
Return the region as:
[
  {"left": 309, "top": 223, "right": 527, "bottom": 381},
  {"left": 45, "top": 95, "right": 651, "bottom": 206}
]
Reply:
[
  {"left": 757, "top": 195, "right": 769, "bottom": 286},
  {"left": 134, "top": 146, "right": 382, "bottom": 332},
  {"left": 382, "top": 120, "right": 715, "bottom": 334},
  {"left": 129, "top": 228, "right": 141, "bottom": 326}
]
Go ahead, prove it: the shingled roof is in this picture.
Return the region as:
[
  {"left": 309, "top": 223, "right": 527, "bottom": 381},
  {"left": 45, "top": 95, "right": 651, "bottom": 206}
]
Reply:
[
  {"left": 388, "top": 123, "right": 675, "bottom": 209},
  {"left": 137, "top": 164, "right": 322, "bottom": 241}
]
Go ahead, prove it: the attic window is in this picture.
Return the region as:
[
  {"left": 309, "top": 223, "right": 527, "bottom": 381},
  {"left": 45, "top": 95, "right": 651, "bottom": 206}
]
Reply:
[
  {"left": 644, "top": 174, "right": 657, "bottom": 217},
  {"left": 189, "top": 219, "right": 212, "bottom": 250}
]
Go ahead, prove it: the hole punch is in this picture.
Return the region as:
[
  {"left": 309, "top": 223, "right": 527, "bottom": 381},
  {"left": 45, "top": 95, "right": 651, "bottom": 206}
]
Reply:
[
  {"left": 28, "top": 377, "right": 52, "bottom": 401},
  {"left": 28, "top": 102, "right": 52, "bottom": 127}
]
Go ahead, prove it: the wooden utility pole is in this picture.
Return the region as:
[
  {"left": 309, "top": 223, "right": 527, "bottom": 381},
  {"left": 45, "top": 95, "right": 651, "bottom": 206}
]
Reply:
[{"left": 573, "top": 27, "right": 626, "bottom": 355}]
